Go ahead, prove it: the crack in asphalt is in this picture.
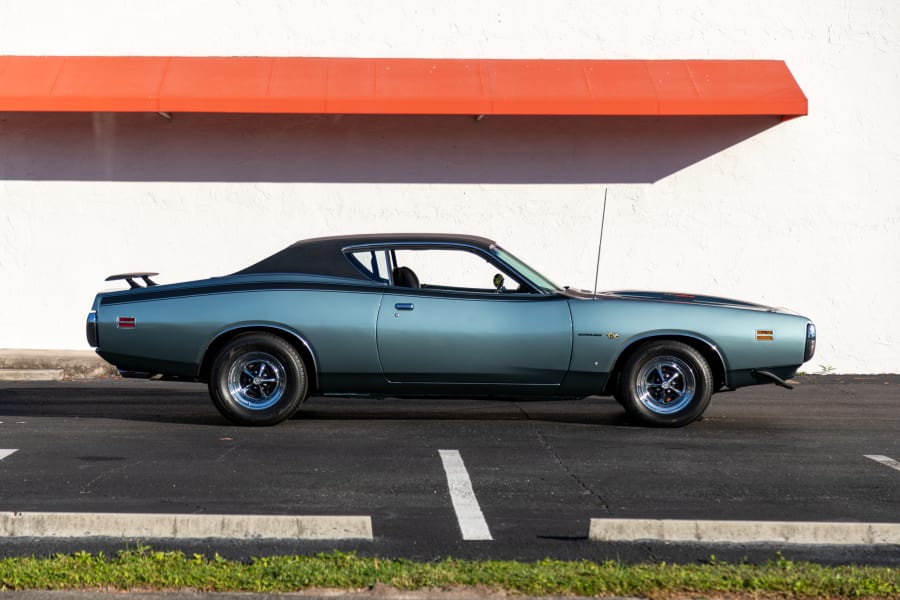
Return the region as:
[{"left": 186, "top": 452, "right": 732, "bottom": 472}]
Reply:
[
  {"left": 78, "top": 460, "right": 143, "bottom": 496},
  {"left": 836, "top": 384, "right": 859, "bottom": 401},
  {"left": 160, "top": 499, "right": 208, "bottom": 514},
  {"left": 215, "top": 442, "right": 239, "bottom": 462},
  {"left": 532, "top": 422, "right": 611, "bottom": 515}
]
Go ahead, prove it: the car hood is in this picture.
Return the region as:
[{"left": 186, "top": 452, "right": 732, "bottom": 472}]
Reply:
[{"left": 568, "top": 288, "right": 792, "bottom": 313}]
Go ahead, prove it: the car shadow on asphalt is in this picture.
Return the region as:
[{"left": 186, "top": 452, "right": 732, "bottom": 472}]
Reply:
[
  {"left": 296, "top": 396, "right": 637, "bottom": 427},
  {"left": 0, "top": 382, "right": 226, "bottom": 426},
  {"left": 0, "top": 382, "right": 638, "bottom": 428}
]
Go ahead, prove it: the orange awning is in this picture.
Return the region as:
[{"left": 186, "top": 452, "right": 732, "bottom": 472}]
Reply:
[{"left": 0, "top": 56, "right": 807, "bottom": 117}]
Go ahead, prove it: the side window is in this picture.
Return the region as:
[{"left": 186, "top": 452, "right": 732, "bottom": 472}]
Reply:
[
  {"left": 392, "top": 248, "right": 528, "bottom": 293},
  {"left": 347, "top": 249, "right": 390, "bottom": 283}
]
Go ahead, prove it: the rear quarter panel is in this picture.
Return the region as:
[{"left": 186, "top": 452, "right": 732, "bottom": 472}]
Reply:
[{"left": 96, "top": 286, "right": 383, "bottom": 379}]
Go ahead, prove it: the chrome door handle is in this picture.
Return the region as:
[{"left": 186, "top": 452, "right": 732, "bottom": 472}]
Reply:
[{"left": 394, "top": 303, "right": 414, "bottom": 311}]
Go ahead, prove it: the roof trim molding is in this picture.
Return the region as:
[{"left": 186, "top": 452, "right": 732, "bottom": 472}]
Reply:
[{"left": 0, "top": 56, "right": 808, "bottom": 118}]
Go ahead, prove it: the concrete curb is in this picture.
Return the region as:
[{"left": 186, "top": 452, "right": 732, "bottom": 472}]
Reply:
[
  {"left": 0, "top": 369, "right": 64, "bottom": 381},
  {"left": 0, "top": 350, "right": 117, "bottom": 380},
  {"left": 589, "top": 518, "right": 900, "bottom": 545},
  {"left": 0, "top": 511, "right": 373, "bottom": 540}
]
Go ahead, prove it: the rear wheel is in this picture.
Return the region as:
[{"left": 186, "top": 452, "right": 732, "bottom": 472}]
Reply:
[
  {"left": 617, "top": 341, "right": 712, "bottom": 427},
  {"left": 208, "top": 333, "right": 307, "bottom": 426}
]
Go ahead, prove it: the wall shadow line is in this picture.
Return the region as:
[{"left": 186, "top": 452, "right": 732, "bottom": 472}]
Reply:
[{"left": 0, "top": 112, "right": 780, "bottom": 184}]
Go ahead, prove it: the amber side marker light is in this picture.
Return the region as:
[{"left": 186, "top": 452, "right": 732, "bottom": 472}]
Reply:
[{"left": 756, "top": 330, "right": 774, "bottom": 341}]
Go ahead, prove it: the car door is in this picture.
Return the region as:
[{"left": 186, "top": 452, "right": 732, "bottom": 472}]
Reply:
[{"left": 375, "top": 247, "right": 573, "bottom": 386}]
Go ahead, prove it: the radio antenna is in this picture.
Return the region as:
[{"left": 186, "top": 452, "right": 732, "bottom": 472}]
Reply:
[{"left": 592, "top": 187, "right": 608, "bottom": 296}]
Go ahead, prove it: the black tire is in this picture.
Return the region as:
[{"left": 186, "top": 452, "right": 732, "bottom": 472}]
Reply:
[
  {"left": 208, "top": 332, "right": 308, "bottom": 426},
  {"left": 616, "top": 341, "right": 712, "bottom": 427}
]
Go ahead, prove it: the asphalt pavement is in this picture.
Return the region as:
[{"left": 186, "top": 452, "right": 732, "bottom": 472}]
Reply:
[{"left": 0, "top": 375, "right": 897, "bottom": 566}]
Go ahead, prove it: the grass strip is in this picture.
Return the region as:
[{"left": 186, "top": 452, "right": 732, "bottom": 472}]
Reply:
[{"left": 0, "top": 548, "right": 897, "bottom": 598}]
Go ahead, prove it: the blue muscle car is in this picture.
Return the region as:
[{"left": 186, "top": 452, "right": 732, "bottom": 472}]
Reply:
[{"left": 86, "top": 234, "right": 816, "bottom": 427}]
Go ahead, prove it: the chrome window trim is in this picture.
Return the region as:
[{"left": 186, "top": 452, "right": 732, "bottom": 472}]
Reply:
[{"left": 341, "top": 241, "right": 549, "bottom": 295}]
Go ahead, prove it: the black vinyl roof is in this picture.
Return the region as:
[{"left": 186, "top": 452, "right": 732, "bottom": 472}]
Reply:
[{"left": 236, "top": 234, "right": 497, "bottom": 278}]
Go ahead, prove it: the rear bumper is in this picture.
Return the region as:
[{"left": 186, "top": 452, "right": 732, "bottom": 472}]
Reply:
[{"left": 85, "top": 312, "right": 98, "bottom": 347}]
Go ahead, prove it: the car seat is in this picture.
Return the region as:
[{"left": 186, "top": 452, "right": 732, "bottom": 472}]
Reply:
[{"left": 391, "top": 266, "right": 420, "bottom": 288}]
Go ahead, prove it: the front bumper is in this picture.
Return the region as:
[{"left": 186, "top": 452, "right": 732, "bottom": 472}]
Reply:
[{"left": 804, "top": 322, "right": 816, "bottom": 362}]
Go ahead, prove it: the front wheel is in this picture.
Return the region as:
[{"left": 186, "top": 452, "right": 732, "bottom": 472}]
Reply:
[
  {"left": 616, "top": 341, "right": 713, "bottom": 427},
  {"left": 209, "top": 333, "right": 308, "bottom": 426}
]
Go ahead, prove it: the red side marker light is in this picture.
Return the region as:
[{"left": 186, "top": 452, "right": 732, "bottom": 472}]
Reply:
[{"left": 117, "top": 316, "right": 136, "bottom": 329}]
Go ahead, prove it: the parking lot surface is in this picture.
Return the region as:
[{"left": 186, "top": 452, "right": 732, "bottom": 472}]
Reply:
[{"left": 0, "top": 376, "right": 897, "bottom": 565}]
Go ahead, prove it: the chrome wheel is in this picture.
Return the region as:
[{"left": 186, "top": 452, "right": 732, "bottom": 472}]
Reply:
[
  {"left": 617, "top": 341, "right": 712, "bottom": 427},
  {"left": 634, "top": 355, "right": 696, "bottom": 415},
  {"left": 210, "top": 333, "right": 308, "bottom": 426},
  {"left": 226, "top": 351, "right": 287, "bottom": 410}
]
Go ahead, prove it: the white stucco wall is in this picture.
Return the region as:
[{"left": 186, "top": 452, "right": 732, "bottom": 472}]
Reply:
[{"left": 1, "top": 0, "right": 898, "bottom": 373}]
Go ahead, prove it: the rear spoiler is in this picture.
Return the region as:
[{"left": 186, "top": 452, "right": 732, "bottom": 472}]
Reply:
[{"left": 105, "top": 272, "right": 159, "bottom": 289}]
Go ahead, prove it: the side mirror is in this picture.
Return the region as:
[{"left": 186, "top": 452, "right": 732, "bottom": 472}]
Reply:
[{"left": 493, "top": 273, "right": 505, "bottom": 291}]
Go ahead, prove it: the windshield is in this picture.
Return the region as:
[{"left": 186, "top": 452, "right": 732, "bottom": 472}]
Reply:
[{"left": 492, "top": 246, "right": 560, "bottom": 293}]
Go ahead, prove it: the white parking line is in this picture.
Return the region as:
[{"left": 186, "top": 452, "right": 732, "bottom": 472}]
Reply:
[
  {"left": 589, "top": 518, "right": 900, "bottom": 545},
  {"left": 0, "top": 449, "right": 17, "bottom": 461},
  {"left": 439, "top": 449, "right": 493, "bottom": 541},
  {"left": 864, "top": 454, "right": 900, "bottom": 473}
]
